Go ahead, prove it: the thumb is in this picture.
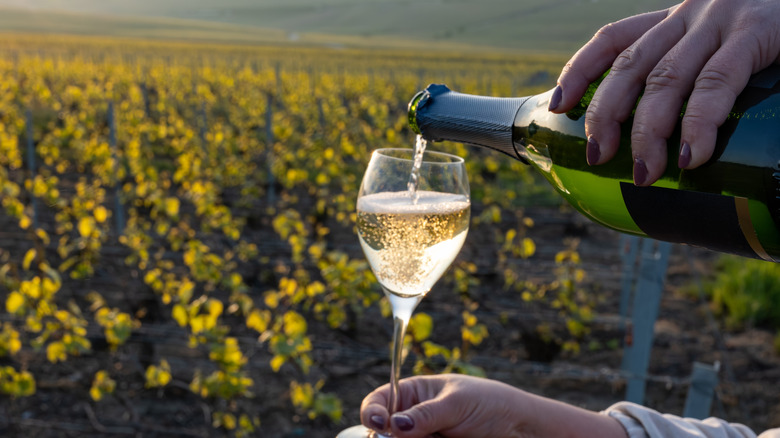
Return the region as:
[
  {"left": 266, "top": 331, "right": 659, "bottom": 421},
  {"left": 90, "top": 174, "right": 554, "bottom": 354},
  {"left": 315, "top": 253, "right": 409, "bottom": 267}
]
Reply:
[{"left": 389, "top": 397, "right": 454, "bottom": 438}]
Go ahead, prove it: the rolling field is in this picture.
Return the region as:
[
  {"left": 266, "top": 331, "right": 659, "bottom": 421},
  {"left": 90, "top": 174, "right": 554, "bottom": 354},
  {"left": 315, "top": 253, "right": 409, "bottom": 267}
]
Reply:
[{"left": 0, "top": 0, "right": 679, "bottom": 52}]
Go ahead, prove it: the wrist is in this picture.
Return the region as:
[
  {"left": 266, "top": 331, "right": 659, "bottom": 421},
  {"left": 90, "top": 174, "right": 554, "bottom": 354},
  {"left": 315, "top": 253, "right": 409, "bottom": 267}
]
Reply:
[{"left": 520, "top": 392, "right": 629, "bottom": 438}]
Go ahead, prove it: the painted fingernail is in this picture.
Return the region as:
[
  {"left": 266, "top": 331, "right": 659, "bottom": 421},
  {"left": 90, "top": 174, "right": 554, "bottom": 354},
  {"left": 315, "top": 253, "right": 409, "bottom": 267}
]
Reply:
[
  {"left": 392, "top": 414, "right": 415, "bottom": 432},
  {"left": 678, "top": 141, "right": 691, "bottom": 168},
  {"left": 586, "top": 135, "right": 601, "bottom": 165},
  {"left": 548, "top": 85, "right": 562, "bottom": 111},
  {"left": 633, "top": 157, "right": 648, "bottom": 186},
  {"left": 370, "top": 415, "right": 386, "bottom": 431}
]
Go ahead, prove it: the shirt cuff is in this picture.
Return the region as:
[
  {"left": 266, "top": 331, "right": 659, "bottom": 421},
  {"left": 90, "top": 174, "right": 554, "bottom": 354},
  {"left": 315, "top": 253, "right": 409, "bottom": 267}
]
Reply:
[
  {"left": 601, "top": 401, "right": 757, "bottom": 438},
  {"left": 603, "top": 403, "right": 650, "bottom": 438}
]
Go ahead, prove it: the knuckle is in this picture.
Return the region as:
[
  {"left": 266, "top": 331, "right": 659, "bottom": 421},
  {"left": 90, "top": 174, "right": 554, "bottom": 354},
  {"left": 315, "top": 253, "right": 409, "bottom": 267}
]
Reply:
[
  {"left": 584, "top": 105, "right": 609, "bottom": 126},
  {"left": 560, "top": 61, "right": 575, "bottom": 77},
  {"left": 630, "top": 127, "right": 656, "bottom": 151},
  {"left": 593, "top": 21, "right": 620, "bottom": 45},
  {"left": 612, "top": 45, "right": 644, "bottom": 74},
  {"left": 559, "top": 60, "right": 589, "bottom": 86},
  {"left": 680, "top": 107, "right": 708, "bottom": 123},
  {"left": 734, "top": 27, "right": 772, "bottom": 68},
  {"left": 681, "top": 107, "right": 720, "bottom": 133},
  {"left": 592, "top": 21, "right": 629, "bottom": 56},
  {"left": 412, "top": 404, "right": 436, "bottom": 427},
  {"left": 644, "top": 62, "right": 685, "bottom": 94},
  {"left": 694, "top": 69, "right": 736, "bottom": 97}
]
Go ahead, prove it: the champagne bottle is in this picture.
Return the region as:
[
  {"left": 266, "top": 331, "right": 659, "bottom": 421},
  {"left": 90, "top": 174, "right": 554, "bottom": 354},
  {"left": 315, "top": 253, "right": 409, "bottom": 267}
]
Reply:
[{"left": 407, "top": 66, "right": 780, "bottom": 262}]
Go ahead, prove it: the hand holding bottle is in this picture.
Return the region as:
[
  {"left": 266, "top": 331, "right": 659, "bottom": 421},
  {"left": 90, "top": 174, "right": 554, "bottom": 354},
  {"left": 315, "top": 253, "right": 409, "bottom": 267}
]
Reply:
[
  {"left": 549, "top": 0, "right": 780, "bottom": 186},
  {"left": 359, "top": 374, "right": 627, "bottom": 438}
]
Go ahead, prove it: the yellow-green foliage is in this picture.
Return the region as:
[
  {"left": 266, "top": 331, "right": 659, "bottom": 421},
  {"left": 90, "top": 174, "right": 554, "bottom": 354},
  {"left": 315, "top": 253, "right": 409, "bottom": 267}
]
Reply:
[
  {"left": 90, "top": 370, "right": 116, "bottom": 401},
  {"left": 145, "top": 360, "right": 172, "bottom": 388},
  {"left": 702, "top": 255, "right": 780, "bottom": 330},
  {"left": 0, "top": 366, "right": 35, "bottom": 397},
  {"left": 0, "top": 32, "right": 565, "bottom": 433}
]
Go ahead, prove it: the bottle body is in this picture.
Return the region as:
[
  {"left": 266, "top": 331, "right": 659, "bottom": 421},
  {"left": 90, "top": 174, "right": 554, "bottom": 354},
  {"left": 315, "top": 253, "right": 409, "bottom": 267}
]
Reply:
[{"left": 409, "top": 66, "right": 780, "bottom": 261}]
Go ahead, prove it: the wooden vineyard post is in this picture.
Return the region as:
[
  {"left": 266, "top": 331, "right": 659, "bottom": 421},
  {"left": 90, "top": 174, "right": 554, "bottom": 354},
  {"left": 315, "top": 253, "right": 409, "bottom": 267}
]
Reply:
[
  {"left": 140, "top": 82, "right": 151, "bottom": 118},
  {"left": 317, "top": 98, "right": 325, "bottom": 129},
  {"left": 199, "top": 101, "right": 208, "bottom": 150},
  {"left": 309, "top": 66, "right": 317, "bottom": 96},
  {"left": 266, "top": 93, "right": 275, "bottom": 205},
  {"left": 275, "top": 62, "right": 283, "bottom": 103},
  {"left": 619, "top": 238, "right": 671, "bottom": 405},
  {"left": 683, "top": 361, "right": 720, "bottom": 419},
  {"left": 25, "top": 109, "right": 38, "bottom": 230},
  {"left": 619, "top": 235, "right": 640, "bottom": 330},
  {"left": 108, "top": 101, "right": 125, "bottom": 235}
]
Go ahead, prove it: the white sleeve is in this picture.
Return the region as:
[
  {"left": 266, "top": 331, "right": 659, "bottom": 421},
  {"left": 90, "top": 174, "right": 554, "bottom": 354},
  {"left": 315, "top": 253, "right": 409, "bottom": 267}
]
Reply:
[{"left": 602, "top": 402, "right": 757, "bottom": 438}]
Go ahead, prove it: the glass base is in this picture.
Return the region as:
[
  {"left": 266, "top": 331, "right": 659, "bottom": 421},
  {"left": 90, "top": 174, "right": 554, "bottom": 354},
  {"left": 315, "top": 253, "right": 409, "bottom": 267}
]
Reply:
[{"left": 336, "top": 425, "right": 390, "bottom": 438}]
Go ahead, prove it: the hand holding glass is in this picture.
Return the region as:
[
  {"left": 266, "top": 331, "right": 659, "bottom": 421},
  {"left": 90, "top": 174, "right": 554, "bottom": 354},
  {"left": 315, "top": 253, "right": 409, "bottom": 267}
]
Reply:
[{"left": 338, "top": 148, "right": 470, "bottom": 437}]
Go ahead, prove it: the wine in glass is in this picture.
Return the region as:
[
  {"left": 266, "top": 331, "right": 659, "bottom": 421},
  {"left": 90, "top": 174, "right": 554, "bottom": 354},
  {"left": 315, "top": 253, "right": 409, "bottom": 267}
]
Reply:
[{"left": 338, "top": 146, "right": 470, "bottom": 437}]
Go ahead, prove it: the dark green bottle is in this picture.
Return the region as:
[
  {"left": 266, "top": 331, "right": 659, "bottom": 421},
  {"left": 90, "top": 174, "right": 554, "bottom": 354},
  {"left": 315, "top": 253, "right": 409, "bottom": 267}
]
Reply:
[{"left": 408, "top": 66, "right": 780, "bottom": 262}]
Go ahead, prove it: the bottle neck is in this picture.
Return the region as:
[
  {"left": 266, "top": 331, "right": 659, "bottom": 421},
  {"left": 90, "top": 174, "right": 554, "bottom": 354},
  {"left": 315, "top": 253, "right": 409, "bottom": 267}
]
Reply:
[{"left": 408, "top": 84, "right": 530, "bottom": 161}]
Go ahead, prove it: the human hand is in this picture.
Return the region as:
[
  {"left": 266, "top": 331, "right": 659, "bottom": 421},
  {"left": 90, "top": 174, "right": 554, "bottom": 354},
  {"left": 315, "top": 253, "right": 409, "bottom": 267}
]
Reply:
[
  {"left": 359, "top": 374, "right": 627, "bottom": 438},
  {"left": 549, "top": 0, "right": 780, "bottom": 186}
]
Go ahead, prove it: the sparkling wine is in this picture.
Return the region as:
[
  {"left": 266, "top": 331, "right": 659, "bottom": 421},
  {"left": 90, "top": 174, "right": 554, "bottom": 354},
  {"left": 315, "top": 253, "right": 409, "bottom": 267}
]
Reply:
[
  {"left": 357, "top": 190, "right": 470, "bottom": 297},
  {"left": 407, "top": 135, "right": 428, "bottom": 204}
]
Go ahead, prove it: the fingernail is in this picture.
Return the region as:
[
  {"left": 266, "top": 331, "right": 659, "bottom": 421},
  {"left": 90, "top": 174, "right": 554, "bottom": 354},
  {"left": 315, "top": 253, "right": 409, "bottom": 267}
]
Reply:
[
  {"left": 392, "top": 414, "right": 415, "bottom": 432},
  {"left": 633, "top": 157, "right": 648, "bottom": 186},
  {"left": 548, "top": 85, "right": 562, "bottom": 111},
  {"left": 370, "top": 415, "right": 386, "bottom": 431},
  {"left": 678, "top": 141, "right": 691, "bottom": 168},
  {"left": 586, "top": 135, "right": 601, "bottom": 165}
]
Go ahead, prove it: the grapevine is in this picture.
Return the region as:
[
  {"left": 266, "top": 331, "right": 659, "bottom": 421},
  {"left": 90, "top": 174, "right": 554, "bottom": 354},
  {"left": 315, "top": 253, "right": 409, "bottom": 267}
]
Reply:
[{"left": 0, "top": 32, "right": 572, "bottom": 436}]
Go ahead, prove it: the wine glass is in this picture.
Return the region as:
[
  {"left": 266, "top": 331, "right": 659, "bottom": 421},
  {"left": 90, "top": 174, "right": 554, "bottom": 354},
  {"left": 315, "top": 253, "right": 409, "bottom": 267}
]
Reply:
[{"left": 338, "top": 147, "right": 470, "bottom": 437}]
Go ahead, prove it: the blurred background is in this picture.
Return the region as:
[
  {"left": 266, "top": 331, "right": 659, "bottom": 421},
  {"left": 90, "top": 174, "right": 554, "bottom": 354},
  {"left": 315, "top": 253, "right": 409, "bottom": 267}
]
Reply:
[{"left": 0, "top": 1, "right": 778, "bottom": 437}]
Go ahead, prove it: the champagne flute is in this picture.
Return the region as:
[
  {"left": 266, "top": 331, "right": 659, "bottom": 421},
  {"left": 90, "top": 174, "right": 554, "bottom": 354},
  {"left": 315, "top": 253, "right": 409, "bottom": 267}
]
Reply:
[{"left": 338, "top": 147, "right": 470, "bottom": 437}]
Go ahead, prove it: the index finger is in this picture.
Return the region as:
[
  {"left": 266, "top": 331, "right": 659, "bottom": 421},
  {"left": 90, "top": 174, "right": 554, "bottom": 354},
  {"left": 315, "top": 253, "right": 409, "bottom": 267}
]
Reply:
[
  {"left": 361, "top": 383, "right": 391, "bottom": 432},
  {"left": 551, "top": 8, "right": 674, "bottom": 113}
]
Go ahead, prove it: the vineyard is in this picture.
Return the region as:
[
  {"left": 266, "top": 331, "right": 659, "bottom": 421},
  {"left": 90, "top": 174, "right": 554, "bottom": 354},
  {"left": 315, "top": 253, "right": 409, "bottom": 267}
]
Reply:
[{"left": 0, "top": 32, "right": 778, "bottom": 437}]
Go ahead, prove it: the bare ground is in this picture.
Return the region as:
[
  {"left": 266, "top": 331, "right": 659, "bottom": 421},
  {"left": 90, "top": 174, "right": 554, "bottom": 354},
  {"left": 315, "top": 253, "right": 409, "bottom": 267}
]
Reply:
[{"left": 1, "top": 202, "right": 779, "bottom": 437}]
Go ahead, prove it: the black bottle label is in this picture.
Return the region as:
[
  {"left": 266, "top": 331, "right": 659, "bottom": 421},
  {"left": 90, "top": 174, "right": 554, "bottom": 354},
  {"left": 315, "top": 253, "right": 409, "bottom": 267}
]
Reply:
[{"left": 620, "top": 183, "right": 772, "bottom": 261}]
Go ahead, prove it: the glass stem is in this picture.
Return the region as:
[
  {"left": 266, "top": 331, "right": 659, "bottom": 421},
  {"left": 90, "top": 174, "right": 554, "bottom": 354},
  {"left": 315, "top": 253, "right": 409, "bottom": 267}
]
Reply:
[
  {"left": 387, "top": 313, "right": 408, "bottom": 418},
  {"left": 386, "top": 294, "right": 422, "bottom": 419}
]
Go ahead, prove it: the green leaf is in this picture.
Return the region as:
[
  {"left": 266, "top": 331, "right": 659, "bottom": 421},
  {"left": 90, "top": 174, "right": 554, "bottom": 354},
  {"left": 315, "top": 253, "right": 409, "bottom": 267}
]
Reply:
[
  {"left": 145, "top": 360, "right": 172, "bottom": 388},
  {"left": 46, "top": 341, "right": 67, "bottom": 363},
  {"left": 164, "top": 197, "right": 180, "bottom": 217},
  {"left": 409, "top": 313, "right": 433, "bottom": 342},
  {"left": 314, "top": 392, "right": 343, "bottom": 422},
  {"left": 90, "top": 370, "right": 116, "bottom": 401},
  {"left": 246, "top": 309, "right": 269, "bottom": 333},
  {"left": 454, "top": 362, "right": 486, "bottom": 378},
  {"left": 421, "top": 341, "right": 451, "bottom": 359},
  {"left": 270, "top": 355, "right": 286, "bottom": 372},
  {"left": 519, "top": 237, "right": 536, "bottom": 259},
  {"left": 172, "top": 304, "right": 188, "bottom": 327},
  {"left": 22, "top": 249, "right": 36, "bottom": 271},
  {"left": 283, "top": 311, "right": 307, "bottom": 338},
  {"left": 6, "top": 292, "right": 25, "bottom": 315},
  {"left": 77, "top": 216, "right": 96, "bottom": 238}
]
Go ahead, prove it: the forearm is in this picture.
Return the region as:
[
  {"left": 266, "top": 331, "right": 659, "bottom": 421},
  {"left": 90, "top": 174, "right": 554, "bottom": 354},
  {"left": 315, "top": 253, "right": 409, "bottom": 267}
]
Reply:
[{"left": 518, "top": 391, "right": 628, "bottom": 438}]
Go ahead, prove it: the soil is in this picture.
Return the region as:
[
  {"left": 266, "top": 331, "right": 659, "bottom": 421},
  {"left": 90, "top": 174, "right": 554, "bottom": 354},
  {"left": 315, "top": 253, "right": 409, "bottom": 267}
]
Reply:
[
  {"left": 1, "top": 202, "right": 779, "bottom": 438},
  {"left": 314, "top": 204, "right": 780, "bottom": 437}
]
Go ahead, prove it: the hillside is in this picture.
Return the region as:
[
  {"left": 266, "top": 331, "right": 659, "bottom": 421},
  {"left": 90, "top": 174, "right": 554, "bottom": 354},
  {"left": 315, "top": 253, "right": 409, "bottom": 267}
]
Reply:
[{"left": 0, "top": 0, "right": 678, "bottom": 53}]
